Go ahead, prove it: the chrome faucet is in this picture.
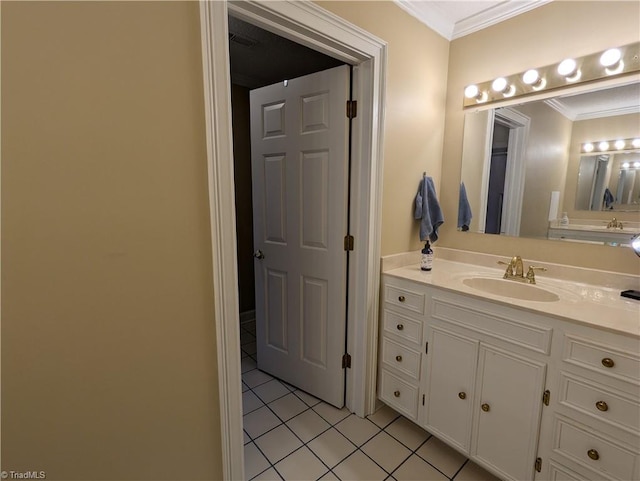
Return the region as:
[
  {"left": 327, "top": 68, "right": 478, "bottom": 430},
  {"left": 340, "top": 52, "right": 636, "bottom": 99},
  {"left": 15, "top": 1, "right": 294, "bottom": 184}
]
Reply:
[
  {"left": 607, "top": 217, "right": 624, "bottom": 229},
  {"left": 498, "top": 256, "right": 547, "bottom": 284}
]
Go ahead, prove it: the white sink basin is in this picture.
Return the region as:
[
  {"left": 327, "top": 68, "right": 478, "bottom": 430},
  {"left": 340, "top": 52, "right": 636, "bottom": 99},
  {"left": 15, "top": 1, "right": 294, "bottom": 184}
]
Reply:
[{"left": 463, "top": 277, "right": 560, "bottom": 302}]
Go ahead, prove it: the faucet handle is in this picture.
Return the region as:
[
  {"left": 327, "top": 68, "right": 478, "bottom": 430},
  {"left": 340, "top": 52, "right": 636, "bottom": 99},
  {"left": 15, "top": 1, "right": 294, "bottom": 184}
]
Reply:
[
  {"left": 526, "top": 266, "right": 547, "bottom": 284},
  {"left": 498, "top": 259, "right": 514, "bottom": 279}
]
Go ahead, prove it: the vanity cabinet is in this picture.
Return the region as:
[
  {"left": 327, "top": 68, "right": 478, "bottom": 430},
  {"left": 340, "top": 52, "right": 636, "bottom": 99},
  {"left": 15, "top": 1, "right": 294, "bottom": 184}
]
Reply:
[
  {"left": 539, "top": 326, "right": 640, "bottom": 481},
  {"left": 421, "top": 291, "right": 548, "bottom": 481}
]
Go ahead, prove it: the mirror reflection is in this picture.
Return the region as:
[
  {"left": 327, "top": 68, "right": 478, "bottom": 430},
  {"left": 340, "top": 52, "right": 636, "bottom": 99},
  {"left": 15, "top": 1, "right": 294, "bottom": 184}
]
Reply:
[{"left": 459, "top": 81, "right": 640, "bottom": 246}]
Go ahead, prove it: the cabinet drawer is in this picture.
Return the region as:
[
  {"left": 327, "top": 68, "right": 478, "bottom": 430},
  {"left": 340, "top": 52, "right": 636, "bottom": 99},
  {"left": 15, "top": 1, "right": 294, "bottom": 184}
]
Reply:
[
  {"left": 384, "top": 282, "right": 425, "bottom": 316},
  {"left": 382, "top": 310, "right": 422, "bottom": 345},
  {"left": 549, "top": 461, "right": 588, "bottom": 481},
  {"left": 379, "top": 369, "right": 419, "bottom": 420},
  {"left": 381, "top": 338, "right": 421, "bottom": 380},
  {"left": 554, "top": 417, "right": 639, "bottom": 481},
  {"left": 563, "top": 335, "right": 640, "bottom": 385},
  {"left": 560, "top": 372, "right": 640, "bottom": 434}
]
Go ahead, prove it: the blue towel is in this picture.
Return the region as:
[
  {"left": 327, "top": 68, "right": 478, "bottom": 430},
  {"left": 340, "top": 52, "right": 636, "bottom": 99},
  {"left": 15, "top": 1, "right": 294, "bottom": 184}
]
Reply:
[
  {"left": 458, "top": 182, "right": 472, "bottom": 231},
  {"left": 414, "top": 175, "right": 444, "bottom": 243},
  {"left": 603, "top": 188, "right": 615, "bottom": 209}
]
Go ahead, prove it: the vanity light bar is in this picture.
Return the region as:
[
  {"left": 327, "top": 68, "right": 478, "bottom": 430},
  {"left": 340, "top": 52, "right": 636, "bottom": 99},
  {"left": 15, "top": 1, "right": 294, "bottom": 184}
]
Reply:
[
  {"left": 582, "top": 137, "right": 640, "bottom": 153},
  {"left": 463, "top": 42, "right": 640, "bottom": 108}
]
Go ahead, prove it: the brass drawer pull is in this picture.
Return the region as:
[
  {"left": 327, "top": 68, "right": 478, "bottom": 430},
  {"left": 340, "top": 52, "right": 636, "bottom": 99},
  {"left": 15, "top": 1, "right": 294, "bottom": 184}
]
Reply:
[
  {"left": 595, "top": 401, "right": 609, "bottom": 412},
  {"left": 397, "top": 324, "right": 404, "bottom": 331},
  {"left": 458, "top": 392, "right": 466, "bottom": 400},
  {"left": 481, "top": 403, "right": 490, "bottom": 412},
  {"left": 395, "top": 355, "right": 402, "bottom": 362},
  {"left": 398, "top": 295, "right": 406, "bottom": 302},
  {"left": 587, "top": 449, "right": 600, "bottom": 461},
  {"left": 394, "top": 390, "right": 400, "bottom": 398},
  {"left": 601, "top": 358, "right": 615, "bottom": 368}
]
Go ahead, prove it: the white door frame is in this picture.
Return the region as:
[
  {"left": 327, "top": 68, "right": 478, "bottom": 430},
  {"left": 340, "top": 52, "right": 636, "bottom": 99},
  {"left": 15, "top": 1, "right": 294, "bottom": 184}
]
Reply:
[
  {"left": 199, "top": 2, "right": 387, "bottom": 478},
  {"left": 478, "top": 107, "right": 529, "bottom": 236}
]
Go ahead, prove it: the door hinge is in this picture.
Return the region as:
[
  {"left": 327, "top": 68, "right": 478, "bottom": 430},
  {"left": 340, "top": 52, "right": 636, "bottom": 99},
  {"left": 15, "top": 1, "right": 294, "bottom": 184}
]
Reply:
[
  {"left": 535, "top": 457, "right": 542, "bottom": 473},
  {"left": 543, "top": 389, "right": 550, "bottom": 406},
  {"left": 422, "top": 394, "right": 425, "bottom": 406},
  {"left": 346, "top": 100, "right": 357, "bottom": 119},
  {"left": 425, "top": 342, "right": 429, "bottom": 354},
  {"left": 344, "top": 235, "right": 354, "bottom": 251},
  {"left": 342, "top": 353, "right": 351, "bottom": 369}
]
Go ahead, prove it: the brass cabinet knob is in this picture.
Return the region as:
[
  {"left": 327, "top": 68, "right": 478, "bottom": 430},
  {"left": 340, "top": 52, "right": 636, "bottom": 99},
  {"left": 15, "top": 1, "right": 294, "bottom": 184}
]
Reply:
[
  {"left": 595, "top": 401, "right": 609, "bottom": 412},
  {"left": 481, "top": 403, "right": 490, "bottom": 412},
  {"left": 397, "top": 324, "right": 404, "bottom": 331},
  {"left": 458, "top": 392, "right": 466, "bottom": 400},
  {"left": 394, "top": 390, "right": 400, "bottom": 398},
  {"left": 587, "top": 449, "right": 600, "bottom": 461},
  {"left": 398, "top": 295, "right": 406, "bottom": 302},
  {"left": 601, "top": 358, "right": 615, "bottom": 368},
  {"left": 395, "top": 355, "right": 402, "bottom": 362}
]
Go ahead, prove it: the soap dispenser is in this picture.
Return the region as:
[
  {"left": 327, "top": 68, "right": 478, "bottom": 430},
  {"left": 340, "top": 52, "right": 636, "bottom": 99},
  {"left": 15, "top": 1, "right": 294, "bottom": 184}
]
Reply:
[
  {"left": 421, "top": 241, "right": 433, "bottom": 271},
  {"left": 560, "top": 212, "right": 569, "bottom": 226}
]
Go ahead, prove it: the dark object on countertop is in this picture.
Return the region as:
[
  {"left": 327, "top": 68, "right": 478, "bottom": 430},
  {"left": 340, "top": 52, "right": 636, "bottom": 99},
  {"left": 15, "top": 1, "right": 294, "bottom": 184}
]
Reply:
[{"left": 620, "top": 290, "right": 640, "bottom": 301}]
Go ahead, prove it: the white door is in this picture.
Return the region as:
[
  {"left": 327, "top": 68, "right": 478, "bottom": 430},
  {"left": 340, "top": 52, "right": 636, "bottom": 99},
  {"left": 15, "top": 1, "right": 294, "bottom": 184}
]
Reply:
[{"left": 250, "top": 65, "right": 350, "bottom": 408}]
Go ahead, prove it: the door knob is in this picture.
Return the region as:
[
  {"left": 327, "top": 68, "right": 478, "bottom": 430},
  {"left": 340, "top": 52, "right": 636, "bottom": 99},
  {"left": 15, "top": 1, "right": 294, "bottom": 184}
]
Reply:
[
  {"left": 595, "top": 401, "right": 609, "bottom": 412},
  {"left": 253, "top": 250, "right": 265, "bottom": 260},
  {"left": 601, "top": 358, "right": 615, "bottom": 368},
  {"left": 587, "top": 449, "right": 600, "bottom": 461}
]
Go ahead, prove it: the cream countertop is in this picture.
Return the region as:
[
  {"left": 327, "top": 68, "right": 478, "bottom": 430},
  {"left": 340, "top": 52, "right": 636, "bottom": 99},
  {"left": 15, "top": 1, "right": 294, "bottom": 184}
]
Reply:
[{"left": 384, "top": 258, "right": 640, "bottom": 338}]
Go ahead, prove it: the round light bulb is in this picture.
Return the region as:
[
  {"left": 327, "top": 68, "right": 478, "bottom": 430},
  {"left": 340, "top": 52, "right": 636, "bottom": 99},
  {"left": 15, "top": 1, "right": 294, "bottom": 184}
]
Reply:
[
  {"left": 464, "top": 84, "right": 479, "bottom": 98},
  {"left": 583, "top": 143, "right": 594, "bottom": 153},
  {"left": 600, "top": 48, "right": 622, "bottom": 67},
  {"left": 557, "top": 59, "right": 577, "bottom": 76},
  {"left": 615, "top": 140, "right": 626, "bottom": 150},
  {"left": 632, "top": 139, "right": 640, "bottom": 148},
  {"left": 622, "top": 162, "right": 630, "bottom": 169},
  {"left": 598, "top": 141, "right": 610, "bottom": 151},
  {"left": 522, "top": 69, "right": 540, "bottom": 85},
  {"left": 492, "top": 77, "right": 508, "bottom": 92},
  {"left": 635, "top": 162, "right": 640, "bottom": 168}
]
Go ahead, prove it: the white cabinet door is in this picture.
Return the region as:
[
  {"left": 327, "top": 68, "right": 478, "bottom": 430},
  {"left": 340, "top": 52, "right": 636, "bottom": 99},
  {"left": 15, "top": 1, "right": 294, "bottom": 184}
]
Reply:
[
  {"left": 473, "top": 344, "right": 547, "bottom": 481},
  {"left": 423, "top": 325, "right": 478, "bottom": 454}
]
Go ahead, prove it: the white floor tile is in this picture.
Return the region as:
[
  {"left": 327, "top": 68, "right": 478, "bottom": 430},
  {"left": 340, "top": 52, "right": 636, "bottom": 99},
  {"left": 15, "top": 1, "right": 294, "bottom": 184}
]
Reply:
[
  {"left": 416, "top": 436, "right": 467, "bottom": 478},
  {"left": 285, "top": 408, "right": 331, "bottom": 443},
  {"left": 274, "top": 446, "right": 328, "bottom": 481},
  {"left": 253, "top": 379, "right": 291, "bottom": 404},
  {"left": 242, "top": 357, "right": 257, "bottom": 374},
  {"left": 243, "top": 406, "right": 282, "bottom": 439},
  {"left": 367, "top": 404, "right": 400, "bottom": 428},
  {"left": 333, "top": 450, "right": 387, "bottom": 481},
  {"left": 243, "top": 390, "right": 265, "bottom": 415},
  {"left": 385, "top": 416, "right": 430, "bottom": 450},
  {"left": 251, "top": 467, "right": 281, "bottom": 481},
  {"left": 361, "top": 431, "right": 412, "bottom": 474},
  {"left": 307, "top": 428, "right": 356, "bottom": 469},
  {"left": 294, "top": 389, "right": 322, "bottom": 407},
  {"left": 335, "top": 414, "right": 380, "bottom": 446},
  {"left": 453, "top": 461, "right": 500, "bottom": 481},
  {"left": 268, "top": 393, "right": 308, "bottom": 421},
  {"left": 317, "top": 471, "right": 339, "bottom": 480},
  {"left": 243, "top": 369, "right": 274, "bottom": 388},
  {"left": 244, "top": 442, "right": 271, "bottom": 480},
  {"left": 313, "top": 402, "right": 351, "bottom": 425},
  {"left": 254, "top": 424, "right": 303, "bottom": 464},
  {"left": 392, "top": 454, "right": 448, "bottom": 481}
]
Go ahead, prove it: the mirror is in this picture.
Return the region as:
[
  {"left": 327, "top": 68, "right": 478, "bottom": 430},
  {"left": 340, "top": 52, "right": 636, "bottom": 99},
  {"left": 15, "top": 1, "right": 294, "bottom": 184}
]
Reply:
[
  {"left": 459, "top": 81, "right": 640, "bottom": 244},
  {"left": 576, "top": 151, "right": 640, "bottom": 211}
]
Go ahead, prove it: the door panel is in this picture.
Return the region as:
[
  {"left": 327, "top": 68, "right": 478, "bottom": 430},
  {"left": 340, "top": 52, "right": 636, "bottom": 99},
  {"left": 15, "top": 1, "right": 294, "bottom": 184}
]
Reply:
[{"left": 250, "top": 65, "right": 350, "bottom": 407}]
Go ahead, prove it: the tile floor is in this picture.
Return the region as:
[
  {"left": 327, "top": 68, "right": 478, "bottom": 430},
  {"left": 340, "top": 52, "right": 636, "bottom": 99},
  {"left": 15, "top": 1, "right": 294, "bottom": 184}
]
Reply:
[{"left": 240, "top": 320, "right": 500, "bottom": 481}]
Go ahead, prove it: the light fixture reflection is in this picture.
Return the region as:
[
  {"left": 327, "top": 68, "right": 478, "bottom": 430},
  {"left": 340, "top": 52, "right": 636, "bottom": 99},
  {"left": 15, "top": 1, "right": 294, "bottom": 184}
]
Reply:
[
  {"left": 623, "top": 162, "right": 630, "bottom": 168},
  {"left": 615, "top": 140, "right": 626, "bottom": 150},
  {"left": 583, "top": 143, "right": 594, "bottom": 153},
  {"left": 633, "top": 139, "right": 640, "bottom": 148},
  {"left": 598, "top": 141, "right": 610, "bottom": 151}
]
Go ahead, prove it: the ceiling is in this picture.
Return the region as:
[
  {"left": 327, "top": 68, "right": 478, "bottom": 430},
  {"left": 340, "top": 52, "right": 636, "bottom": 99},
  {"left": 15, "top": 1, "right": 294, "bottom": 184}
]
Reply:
[
  {"left": 545, "top": 82, "right": 640, "bottom": 121},
  {"left": 393, "top": 0, "right": 552, "bottom": 40}
]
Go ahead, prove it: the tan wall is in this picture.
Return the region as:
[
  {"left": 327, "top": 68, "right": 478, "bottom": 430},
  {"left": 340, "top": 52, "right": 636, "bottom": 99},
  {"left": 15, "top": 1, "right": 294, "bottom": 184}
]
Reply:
[
  {"left": 441, "top": 1, "right": 640, "bottom": 273},
  {"left": 515, "top": 102, "right": 573, "bottom": 239},
  {"left": 1, "top": 2, "right": 222, "bottom": 480},
  {"left": 564, "top": 113, "right": 640, "bottom": 222},
  {"left": 317, "top": 1, "right": 450, "bottom": 255}
]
